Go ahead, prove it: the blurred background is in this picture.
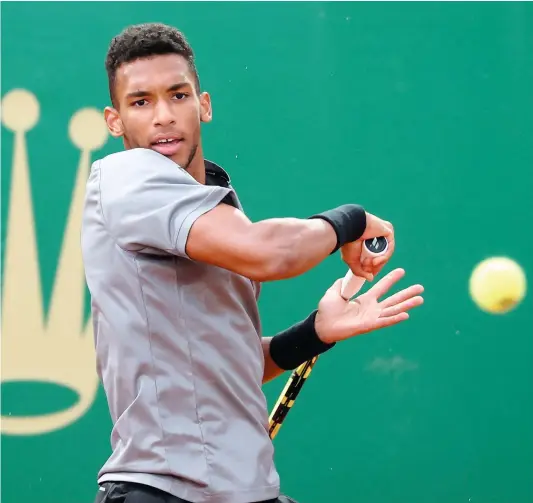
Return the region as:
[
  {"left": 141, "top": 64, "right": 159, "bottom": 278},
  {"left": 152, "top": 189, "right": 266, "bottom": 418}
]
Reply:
[{"left": 1, "top": 2, "right": 532, "bottom": 503}]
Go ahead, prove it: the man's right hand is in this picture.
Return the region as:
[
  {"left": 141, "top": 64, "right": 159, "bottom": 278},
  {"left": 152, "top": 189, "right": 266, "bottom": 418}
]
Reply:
[{"left": 340, "top": 212, "right": 395, "bottom": 282}]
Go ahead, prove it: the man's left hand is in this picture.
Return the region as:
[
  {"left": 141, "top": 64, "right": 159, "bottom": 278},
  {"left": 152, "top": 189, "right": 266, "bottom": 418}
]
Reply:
[{"left": 314, "top": 268, "right": 424, "bottom": 344}]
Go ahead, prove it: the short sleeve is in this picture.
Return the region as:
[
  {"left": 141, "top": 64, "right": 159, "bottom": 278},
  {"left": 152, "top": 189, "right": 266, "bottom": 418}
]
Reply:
[{"left": 99, "top": 148, "right": 232, "bottom": 258}]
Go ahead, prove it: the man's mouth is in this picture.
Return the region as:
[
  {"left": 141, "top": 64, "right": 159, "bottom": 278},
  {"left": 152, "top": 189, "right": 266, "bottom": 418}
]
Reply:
[{"left": 151, "top": 137, "right": 184, "bottom": 157}]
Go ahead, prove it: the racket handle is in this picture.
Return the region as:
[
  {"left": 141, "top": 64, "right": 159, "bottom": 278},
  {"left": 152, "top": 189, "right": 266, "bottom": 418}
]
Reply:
[{"left": 340, "top": 237, "right": 389, "bottom": 300}]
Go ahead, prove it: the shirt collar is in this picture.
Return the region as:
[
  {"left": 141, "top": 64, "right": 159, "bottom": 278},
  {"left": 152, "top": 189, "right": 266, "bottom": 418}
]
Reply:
[{"left": 205, "top": 159, "right": 231, "bottom": 187}]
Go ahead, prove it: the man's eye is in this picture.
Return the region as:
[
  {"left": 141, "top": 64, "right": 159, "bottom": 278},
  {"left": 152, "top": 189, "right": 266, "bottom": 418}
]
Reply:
[
  {"left": 132, "top": 99, "right": 147, "bottom": 107},
  {"left": 173, "top": 93, "right": 188, "bottom": 100}
]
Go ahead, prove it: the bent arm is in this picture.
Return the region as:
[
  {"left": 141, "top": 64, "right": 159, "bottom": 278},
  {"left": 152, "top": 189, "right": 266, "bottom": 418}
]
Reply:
[{"left": 100, "top": 149, "right": 365, "bottom": 282}]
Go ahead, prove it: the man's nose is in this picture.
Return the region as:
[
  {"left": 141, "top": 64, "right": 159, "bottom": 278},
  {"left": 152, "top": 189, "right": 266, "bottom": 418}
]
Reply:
[{"left": 153, "top": 101, "right": 176, "bottom": 127}]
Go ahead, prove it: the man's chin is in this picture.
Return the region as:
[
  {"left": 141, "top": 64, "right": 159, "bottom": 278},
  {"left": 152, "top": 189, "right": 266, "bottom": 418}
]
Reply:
[
  {"left": 170, "top": 154, "right": 190, "bottom": 170},
  {"left": 148, "top": 146, "right": 189, "bottom": 169}
]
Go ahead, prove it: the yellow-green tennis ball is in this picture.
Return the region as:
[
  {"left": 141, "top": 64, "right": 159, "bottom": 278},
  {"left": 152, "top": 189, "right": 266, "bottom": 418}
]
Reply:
[{"left": 469, "top": 257, "right": 527, "bottom": 314}]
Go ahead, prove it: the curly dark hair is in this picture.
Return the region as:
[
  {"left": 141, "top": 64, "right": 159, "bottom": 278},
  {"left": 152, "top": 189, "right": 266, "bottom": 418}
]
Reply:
[{"left": 105, "top": 23, "right": 200, "bottom": 106}]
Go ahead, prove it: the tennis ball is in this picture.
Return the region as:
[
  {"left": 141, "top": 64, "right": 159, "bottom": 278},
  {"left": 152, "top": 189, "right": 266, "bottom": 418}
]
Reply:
[{"left": 469, "top": 257, "right": 527, "bottom": 314}]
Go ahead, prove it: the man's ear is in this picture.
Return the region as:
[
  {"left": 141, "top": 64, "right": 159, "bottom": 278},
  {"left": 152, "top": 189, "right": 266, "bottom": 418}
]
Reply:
[
  {"left": 104, "top": 106, "right": 124, "bottom": 137},
  {"left": 199, "top": 92, "right": 212, "bottom": 124}
]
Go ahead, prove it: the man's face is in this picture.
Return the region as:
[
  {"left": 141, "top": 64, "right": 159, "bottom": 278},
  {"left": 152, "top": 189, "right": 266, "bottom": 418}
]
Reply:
[{"left": 104, "top": 54, "right": 211, "bottom": 170}]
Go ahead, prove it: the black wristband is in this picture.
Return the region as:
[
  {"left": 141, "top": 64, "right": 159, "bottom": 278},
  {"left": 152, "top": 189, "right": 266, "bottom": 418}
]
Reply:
[
  {"left": 269, "top": 311, "right": 335, "bottom": 371},
  {"left": 309, "top": 204, "right": 367, "bottom": 253}
]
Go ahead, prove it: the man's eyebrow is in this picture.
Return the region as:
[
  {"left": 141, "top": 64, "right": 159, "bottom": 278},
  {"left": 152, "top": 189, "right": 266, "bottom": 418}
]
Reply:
[
  {"left": 167, "top": 82, "right": 191, "bottom": 92},
  {"left": 125, "top": 82, "right": 191, "bottom": 100},
  {"left": 125, "top": 90, "right": 150, "bottom": 100}
]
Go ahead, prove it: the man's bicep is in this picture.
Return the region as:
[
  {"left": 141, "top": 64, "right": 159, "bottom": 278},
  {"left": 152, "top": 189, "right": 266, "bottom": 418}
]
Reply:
[{"left": 186, "top": 203, "right": 267, "bottom": 276}]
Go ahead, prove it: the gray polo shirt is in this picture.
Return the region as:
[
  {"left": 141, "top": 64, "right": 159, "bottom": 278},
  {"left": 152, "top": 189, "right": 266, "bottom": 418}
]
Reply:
[{"left": 81, "top": 148, "right": 280, "bottom": 503}]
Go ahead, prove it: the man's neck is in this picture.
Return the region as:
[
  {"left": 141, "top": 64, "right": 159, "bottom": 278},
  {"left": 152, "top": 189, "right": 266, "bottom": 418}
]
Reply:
[
  {"left": 187, "top": 159, "right": 206, "bottom": 184},
  {"left": 185, "top": 146, "right": 206, "bottom": 184}
]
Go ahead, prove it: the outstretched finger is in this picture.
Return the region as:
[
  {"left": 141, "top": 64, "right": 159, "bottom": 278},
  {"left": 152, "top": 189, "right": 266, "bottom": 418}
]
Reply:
[
  {"left": 379, "top": 284, "right": 424, "bottom": 309},
  {"left": 380, "top": 296, "right": 424, "bottom": 318},
  {"left": 372, "top": 312, "right": 409, "bottom": 330},
  {"left": 366, "top": 268, "right": 405, "bottom": 299}
]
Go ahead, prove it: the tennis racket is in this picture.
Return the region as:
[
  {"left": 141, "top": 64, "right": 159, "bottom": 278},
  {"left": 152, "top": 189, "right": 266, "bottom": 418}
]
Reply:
[{"left": 268, "top": 237, "right": 389, "bottom": 439}]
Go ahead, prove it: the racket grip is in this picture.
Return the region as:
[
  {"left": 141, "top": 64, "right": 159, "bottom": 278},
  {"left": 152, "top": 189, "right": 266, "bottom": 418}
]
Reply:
[{"left": 340, "top": 237, "right": 389, "bottom": 300}]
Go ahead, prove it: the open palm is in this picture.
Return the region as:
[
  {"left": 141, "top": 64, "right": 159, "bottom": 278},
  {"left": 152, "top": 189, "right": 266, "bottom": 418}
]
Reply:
[{"left": 315, "top": 268, "right": 424, "bottom": 344}]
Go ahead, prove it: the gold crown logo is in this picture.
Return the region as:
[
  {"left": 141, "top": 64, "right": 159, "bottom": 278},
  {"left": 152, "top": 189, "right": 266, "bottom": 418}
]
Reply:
[{"left": 1, "top": 89, "right": 109, "bottom": 435}]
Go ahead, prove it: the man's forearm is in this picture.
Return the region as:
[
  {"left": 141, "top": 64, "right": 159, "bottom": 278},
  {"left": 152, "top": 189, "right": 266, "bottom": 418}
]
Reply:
[
  {"left": 249, "top": 217, "right": 337, "bottom": 281},
  {"left": 250, "top": 203, "right": 367, "bottom": 281},
  {"left": 261, "top": 337, "right": 286, "bottom": 383},
  {"left": 261, "top": 311, "right": 336, "bottom": 384}
]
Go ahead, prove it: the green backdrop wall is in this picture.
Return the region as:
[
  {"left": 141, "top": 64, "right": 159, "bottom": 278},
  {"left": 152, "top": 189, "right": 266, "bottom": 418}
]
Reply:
[{"left": 2, "top": 2, "right": 532, "bottom": 503}]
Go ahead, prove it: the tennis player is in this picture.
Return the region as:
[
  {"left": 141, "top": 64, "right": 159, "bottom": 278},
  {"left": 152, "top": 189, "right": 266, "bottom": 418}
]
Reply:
[{"left": 82, "top": 23, "right": 424, "bottom": 503}]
